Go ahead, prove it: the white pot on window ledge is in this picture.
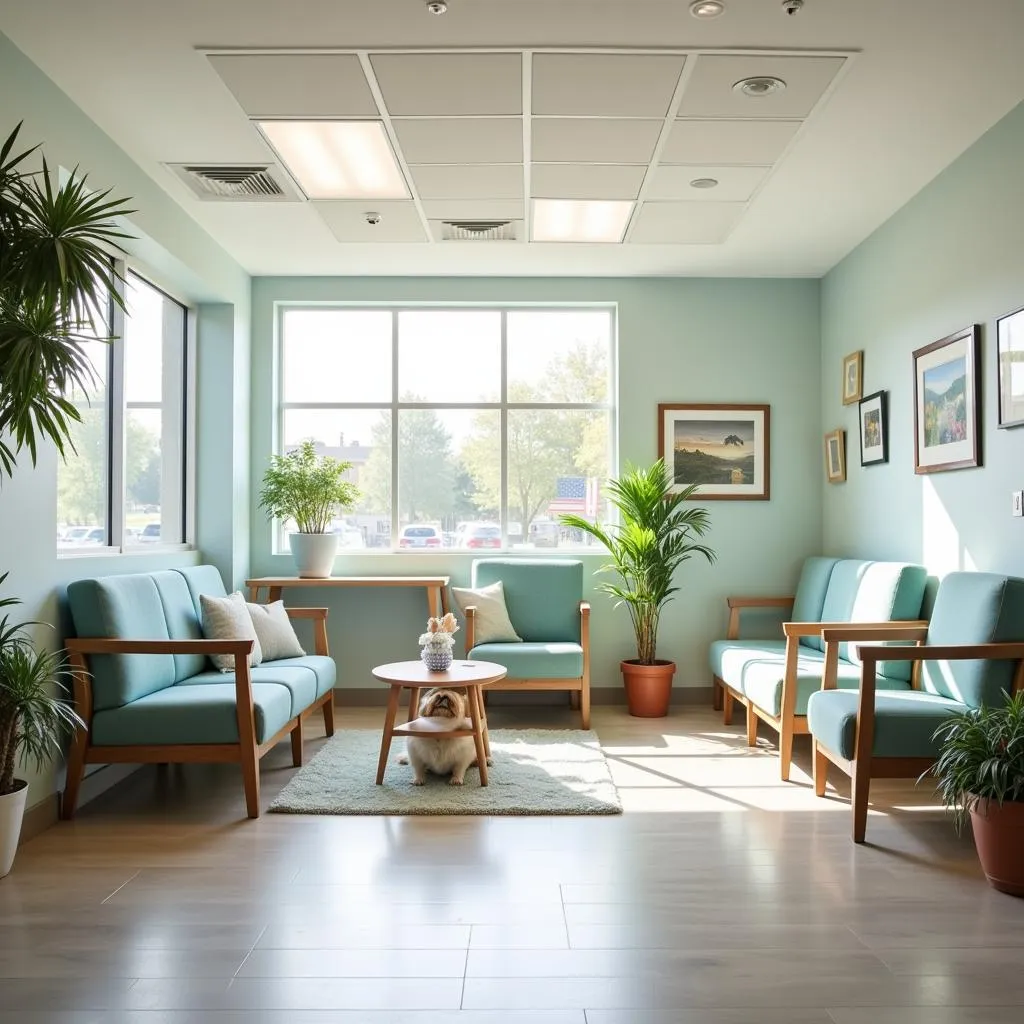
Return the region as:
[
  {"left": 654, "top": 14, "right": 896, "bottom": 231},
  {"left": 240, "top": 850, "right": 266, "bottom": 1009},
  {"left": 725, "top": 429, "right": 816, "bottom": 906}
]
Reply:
[{"left": 289, "top": 533, "right": 338, "bottom": 578}]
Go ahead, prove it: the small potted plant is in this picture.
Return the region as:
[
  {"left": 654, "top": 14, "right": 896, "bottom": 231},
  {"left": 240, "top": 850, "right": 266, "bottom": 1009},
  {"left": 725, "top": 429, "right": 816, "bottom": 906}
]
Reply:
[
  {"left": 929, "top": 691, "right": 1024, "bottom": 896},
  {"left": 419, "top": 613, "right": 459, "bottom": 672},
  {"left": 259, "top": 440, "right": 360, "bottom": 578},
  {"left": 560, "top": 460, "right": 715, "bottom": 717},
  {"left": 0, "top": 575, "right": 83, "bottom": 877}
]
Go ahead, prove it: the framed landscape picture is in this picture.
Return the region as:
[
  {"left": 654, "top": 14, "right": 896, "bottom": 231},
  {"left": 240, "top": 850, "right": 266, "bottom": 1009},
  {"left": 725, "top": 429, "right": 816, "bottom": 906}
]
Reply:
[
  {"left": 858, "top": 390, "right": 889, "bottom": 466},
  {"left": 842, "top": 351, "right": 863, "bottom": 405},
  {"left": 824, "top": 428, "right": 846, "bottom": 483},
  {"left": 912, "top": 325, "right": 980, "bottom": 474},
  {"left": 657, "top": 403, "right": 770, "bottom": 500},
  {"left": 996, "top": 304, "right": 1024, "bottom": 429}
]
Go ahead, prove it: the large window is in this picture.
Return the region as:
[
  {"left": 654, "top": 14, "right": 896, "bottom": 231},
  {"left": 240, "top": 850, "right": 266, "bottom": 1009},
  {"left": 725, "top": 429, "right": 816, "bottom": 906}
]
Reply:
[
  {"left": 278, "top": 306, "right": 616, "bottom": 551},
  {"left": 57, "top": 269, "right": 191, "bottom": 552}
]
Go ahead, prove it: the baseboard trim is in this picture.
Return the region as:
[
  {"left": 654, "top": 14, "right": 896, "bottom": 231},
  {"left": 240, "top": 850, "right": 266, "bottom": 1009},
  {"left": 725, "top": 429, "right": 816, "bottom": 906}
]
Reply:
[
  {"left": 20, "top": 793, "right": 58, "bottom": 845},
  {"left": 334, "top": 685, "right": 715, "bottom": 707}
]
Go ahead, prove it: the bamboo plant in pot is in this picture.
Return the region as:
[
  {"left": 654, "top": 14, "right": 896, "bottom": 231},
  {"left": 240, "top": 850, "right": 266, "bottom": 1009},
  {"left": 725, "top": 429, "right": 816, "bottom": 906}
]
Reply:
[
  {"left": 929, "top": 691, "right": 1024, "bottom": 896},
  {"left": 0, "top": 576, "right": 83, "bottom": 877},
  {"left": 259, "top": 439, "right": 360, "bottom": 578},
  {"left": 560, "top": 460, "right": 715, "bottom": 717}
]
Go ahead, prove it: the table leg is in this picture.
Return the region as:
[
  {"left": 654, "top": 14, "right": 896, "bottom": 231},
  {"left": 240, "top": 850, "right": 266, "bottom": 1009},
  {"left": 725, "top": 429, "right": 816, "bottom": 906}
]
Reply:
[
  {"left": 376, "top": 685, "right": 402, "bottom": 785},
  {"left": 426, "top": 587, "right": 440, "bottom": 619},
  {"left": 478, "top": 687, "right": 492, "bottom": 762},
  {"left": 269, "top": 586, "right": 283, "bottom": 603},
  {"left": 440, "top": 585, "right": 450, "bottom": 615},
  {"left": 248, "top": 585, "right": 261, "bottom": 603},
  {"left": 467, "top": 686, "right": 489, "bottom": 787},
  {"left": 407, "top": 687, "right": 422, "bottom": 723}
]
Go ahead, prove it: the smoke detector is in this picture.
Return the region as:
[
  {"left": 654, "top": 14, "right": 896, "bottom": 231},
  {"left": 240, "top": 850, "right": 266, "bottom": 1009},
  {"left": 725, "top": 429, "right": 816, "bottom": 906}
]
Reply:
[
  {"left": 426, "top": 1, "right": 448, "bottom": 13},
  {"left": 733, "top": 76, "right": 787, "bottom": 98}
]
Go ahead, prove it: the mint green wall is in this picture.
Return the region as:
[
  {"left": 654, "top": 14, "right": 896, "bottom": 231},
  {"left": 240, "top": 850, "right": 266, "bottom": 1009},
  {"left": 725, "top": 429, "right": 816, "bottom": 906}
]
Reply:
[
  {"left": 251, "top": 277, "right": 822, "bottom": 691},
  {"left": 822, "top": 100, "right": 1024, "bottom": 579},
  {"left": 0, "top": 32, "right": 251, "bottom": 810}
]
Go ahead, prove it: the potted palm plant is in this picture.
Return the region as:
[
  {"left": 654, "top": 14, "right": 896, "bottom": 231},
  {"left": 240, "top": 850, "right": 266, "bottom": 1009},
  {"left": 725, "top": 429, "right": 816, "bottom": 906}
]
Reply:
[
  {"left": 560, "top": 460, "right": 715, "bottom": 717},
  {"left": 0, "top": 575, "right": 83, "bottom": 877},
  {"left": 259, "top": 439, "right": 360, "bottom": 578},
  {"left": 929, "top": 691, "right": 1024, "bottom": 896},
  {"left": 0, "top": 122, "right": 133, "bottom": 480}
]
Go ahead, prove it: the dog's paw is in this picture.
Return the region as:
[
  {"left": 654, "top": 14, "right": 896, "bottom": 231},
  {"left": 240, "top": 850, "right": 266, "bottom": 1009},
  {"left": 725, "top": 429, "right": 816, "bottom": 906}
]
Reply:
[
  {"left": 397, "top": 753, "right": 409, "bottom": 765},
  {"left": 411, "top": 777, "right": 425, "bottom": 786},
  {"left": 449, "top": 776, "right": 465, "bottom": 786}
]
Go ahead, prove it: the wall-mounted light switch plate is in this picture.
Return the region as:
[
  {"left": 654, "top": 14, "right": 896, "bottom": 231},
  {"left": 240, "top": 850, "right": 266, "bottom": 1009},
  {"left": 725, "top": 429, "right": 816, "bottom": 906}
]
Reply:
[{"left": 1014, "top": 491, "right": 1024, "bottom": 517}]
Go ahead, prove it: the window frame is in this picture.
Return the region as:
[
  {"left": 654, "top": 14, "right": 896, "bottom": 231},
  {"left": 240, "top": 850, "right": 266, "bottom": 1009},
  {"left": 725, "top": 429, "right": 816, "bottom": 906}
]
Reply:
[
  {"left": 274, "top": 301, "right": 618, "bottom": 554},
  {"left": 57, "top": 259, "right": 196, "bottom": 558}
]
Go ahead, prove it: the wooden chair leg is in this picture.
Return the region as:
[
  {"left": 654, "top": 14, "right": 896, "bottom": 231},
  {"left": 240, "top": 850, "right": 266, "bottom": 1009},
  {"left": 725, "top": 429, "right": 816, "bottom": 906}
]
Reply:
[
  {"left": 570, "top": 691, "right": 581, "bottom": 710},
  {"left": 467, "top": 686, "right": 489, "bottom": 786},
  {"left": 322, "top": 693, "right": 335, "bottom": 737},
  {"left": 746, "top": 706, "right": 758, "bottom": 746},
  {"left": 376, "top": 684, "right": 401, "bottom": 785},
  {"left": 852, "top": 762, "right": 871, "bottom": 843},
  {"left": 723, "top": 687, "right": 734, "bottom": 726},
  {"left": 779, "top": 718, "right": 794, "bottom": 783},
  {"left": 239, "top": 738, "right": 261, "bottom": 819},
  {"left": 580, "top": 681, "right": 591, "bottom": 730},
  {"left": 407, "top": 687, "right": 422, "bottom": 723},
  {"left": 813, "top": 741, "right": 828, "bottom": 797},
  {"left": 290, "top": 718, "right": 304, "bottom": 767},
  {"left": 713, "top": 678, "right": 723, "bottom": 711},
  {"left": 61, "top": 727, "right": 89, "bottom": 821}
]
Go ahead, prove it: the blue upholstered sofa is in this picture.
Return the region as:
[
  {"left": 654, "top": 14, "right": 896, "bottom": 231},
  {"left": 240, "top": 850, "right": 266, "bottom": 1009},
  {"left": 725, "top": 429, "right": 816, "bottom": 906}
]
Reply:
[
  {"left": 710, "top": 557, "right": 928, "bottom": 780},
  {"left": 63, "top": 565, "right": 335, "bottom": 819}
]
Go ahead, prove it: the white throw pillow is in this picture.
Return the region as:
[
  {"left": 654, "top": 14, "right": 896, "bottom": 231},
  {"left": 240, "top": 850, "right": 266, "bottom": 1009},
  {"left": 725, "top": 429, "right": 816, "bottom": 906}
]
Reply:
[
  {"left": 199, "top": 591, "right": 263, "bottom": 672},
  {"left": 246, "top": 600, "right": 305, "bottom": 662},
  {"left": 450, "top": 580, "right": 522, "bottom": 646}
]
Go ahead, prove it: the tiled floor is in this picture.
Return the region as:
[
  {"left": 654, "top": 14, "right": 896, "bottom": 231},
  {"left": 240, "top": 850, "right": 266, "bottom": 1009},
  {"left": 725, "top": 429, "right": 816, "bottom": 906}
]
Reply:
[{"left": 3, "top": 705, "right": 1022, "bottom": 1022}]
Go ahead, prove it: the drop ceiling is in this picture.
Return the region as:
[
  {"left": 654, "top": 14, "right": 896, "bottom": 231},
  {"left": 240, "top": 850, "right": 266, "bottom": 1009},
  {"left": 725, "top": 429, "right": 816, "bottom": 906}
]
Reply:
[{"left": 1, "top": 0, "right": 1024, "bottom": 277}]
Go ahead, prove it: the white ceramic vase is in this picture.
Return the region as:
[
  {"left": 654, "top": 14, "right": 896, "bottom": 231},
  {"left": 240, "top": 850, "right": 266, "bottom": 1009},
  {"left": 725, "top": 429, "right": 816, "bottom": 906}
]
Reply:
[
  {"left": 0, "top": 780, "right": 28, "bottom": 878},
  {"left": 289, "top": 533, "right": 339, "bottom": 578}
]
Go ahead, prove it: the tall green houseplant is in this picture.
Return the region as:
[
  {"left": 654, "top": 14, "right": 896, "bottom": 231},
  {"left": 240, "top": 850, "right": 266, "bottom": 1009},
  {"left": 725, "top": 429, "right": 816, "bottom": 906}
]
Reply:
[
  {"left": 561, "top": 460, "right": 715, "bottom": 717},
  {"left": 0, "top": 122, "right": 133, "bottom": 479}
]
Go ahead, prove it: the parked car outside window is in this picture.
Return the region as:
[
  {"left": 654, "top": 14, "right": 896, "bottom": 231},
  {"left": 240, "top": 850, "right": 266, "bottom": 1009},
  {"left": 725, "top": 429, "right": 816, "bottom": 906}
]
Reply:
[
  {"left": 461, "top": 523, "right": 501, "bottom": 550},
  {"left": 399, "top": 525, "right": 442, "bottom": 549},
  {"left": 139, "top": 523, "right": 162, "bottom": 543}
]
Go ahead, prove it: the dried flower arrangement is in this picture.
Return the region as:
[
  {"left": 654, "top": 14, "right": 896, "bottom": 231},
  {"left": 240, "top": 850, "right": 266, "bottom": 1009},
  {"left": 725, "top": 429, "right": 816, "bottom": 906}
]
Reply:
[{"left": 419, "top": 613, "right": 459, "bottom": 649}]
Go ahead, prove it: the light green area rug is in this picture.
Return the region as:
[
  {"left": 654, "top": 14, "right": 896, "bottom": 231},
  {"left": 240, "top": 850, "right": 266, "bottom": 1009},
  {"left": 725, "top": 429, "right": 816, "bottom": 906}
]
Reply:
[{"left": 270, "top": 728, "right": 622, "bottom": 816}]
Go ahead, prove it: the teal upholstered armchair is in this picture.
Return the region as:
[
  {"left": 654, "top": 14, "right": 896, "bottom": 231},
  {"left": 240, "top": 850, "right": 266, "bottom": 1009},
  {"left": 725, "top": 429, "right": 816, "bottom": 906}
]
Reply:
[
  {"left": 461, "top": 559, "right": 591, "bottom": 728},
  {"left": 808, "top": 571, "right": 1024, "bottom": 842}
]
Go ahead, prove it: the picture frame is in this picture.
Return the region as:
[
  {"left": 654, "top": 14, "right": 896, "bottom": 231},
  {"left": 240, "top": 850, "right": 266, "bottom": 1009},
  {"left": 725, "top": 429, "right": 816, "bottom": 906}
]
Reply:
[
  {"left": 858, "top": 390, "right": 889, "bottom": 466},
  {"left": 996, "top": 304, "right": 1024, "bottom": 429},
  {"left": 912, "top": 325, "right": 981, "bottom": 474},
  {"left": 842, "top": 350, "right": 863, "bottom": 405},
  {"left": 824, "top": 428, "right": 846, "bottom": 483},
  {"left": 657, "top": 403, "right": 770, "bottom": 500}
]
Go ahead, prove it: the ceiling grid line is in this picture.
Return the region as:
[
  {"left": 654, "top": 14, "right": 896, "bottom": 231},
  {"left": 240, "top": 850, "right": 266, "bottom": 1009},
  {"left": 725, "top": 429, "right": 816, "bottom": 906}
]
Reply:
[{"left": 521, "top": 49, "right": 532, "bottom": 244}]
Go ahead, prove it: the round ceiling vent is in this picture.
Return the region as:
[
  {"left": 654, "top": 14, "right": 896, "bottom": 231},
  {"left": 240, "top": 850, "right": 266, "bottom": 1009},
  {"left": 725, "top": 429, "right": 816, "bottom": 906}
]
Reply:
[
  {"left": 733, "top": 76, "right": 787, "bottom": 98},
  {"left": 690, "top": 1, "right": 725, "bottom": 17},
  {"left": 689, "top": 178, "right": 719, "bottom": 189}
]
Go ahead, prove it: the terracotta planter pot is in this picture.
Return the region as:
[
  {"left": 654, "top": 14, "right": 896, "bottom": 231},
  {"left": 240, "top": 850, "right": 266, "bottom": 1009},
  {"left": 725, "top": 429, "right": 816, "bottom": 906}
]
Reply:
[
  {"left": 621, "top": 660, "right": 675, "bottom": 718},
  {"left": 970, "top": 797, "right": 1024, "bottom": 897}
]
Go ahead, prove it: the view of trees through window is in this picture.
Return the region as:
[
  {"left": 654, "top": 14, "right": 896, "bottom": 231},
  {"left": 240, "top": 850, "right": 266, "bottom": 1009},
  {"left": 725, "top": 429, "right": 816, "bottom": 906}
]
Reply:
[{"left": 279, "top": 307, "right": 615, "bottom": 550}]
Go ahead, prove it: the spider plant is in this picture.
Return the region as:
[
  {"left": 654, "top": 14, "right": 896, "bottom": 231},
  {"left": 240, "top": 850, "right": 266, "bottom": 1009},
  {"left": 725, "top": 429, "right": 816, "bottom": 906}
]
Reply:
[{"left": 0, "top": 121, "right": 134, "bottom": 480}]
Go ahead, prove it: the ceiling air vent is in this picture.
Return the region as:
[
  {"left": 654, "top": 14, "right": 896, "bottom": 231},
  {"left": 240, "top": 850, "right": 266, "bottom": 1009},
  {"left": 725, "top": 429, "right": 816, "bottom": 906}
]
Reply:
[
  {"left": 165, "top": 163, "right": 299, "bottom": 201},
  {"left": 441, "top": 220, "right": 516, "bottom": 242}
]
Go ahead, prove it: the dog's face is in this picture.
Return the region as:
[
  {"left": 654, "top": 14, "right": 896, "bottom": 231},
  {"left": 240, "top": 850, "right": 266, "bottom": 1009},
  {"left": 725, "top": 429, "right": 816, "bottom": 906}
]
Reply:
[{"left": 420, "top": 687, "right": 466, "bottom": 720}]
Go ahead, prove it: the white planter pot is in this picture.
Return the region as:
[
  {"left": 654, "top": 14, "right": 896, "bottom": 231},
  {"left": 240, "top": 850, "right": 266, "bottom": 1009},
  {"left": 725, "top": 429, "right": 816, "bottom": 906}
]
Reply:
[
  {"left": 0, "top": 780, "right": 28, "bottom": 879},
  {"left": 289, "top": 532, "right": 339, "bottom": 579}
]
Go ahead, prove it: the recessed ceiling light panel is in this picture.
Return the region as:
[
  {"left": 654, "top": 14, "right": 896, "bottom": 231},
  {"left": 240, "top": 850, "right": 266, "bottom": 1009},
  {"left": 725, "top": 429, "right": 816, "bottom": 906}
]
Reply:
[
  {"left": 689, "top": 177, "right": 719, "bottom": 189},
  {"left": 531, "top": 199, "right": 633, "bottom": 243},
  {"left": 690, "top": 1, "right": 725, "bottom": 18},
  {"left": 733, "top": 76, "right": 787, "bottom": 98},
  {"left": 256, "top": 120, "right": 409, "bottom": 200}
]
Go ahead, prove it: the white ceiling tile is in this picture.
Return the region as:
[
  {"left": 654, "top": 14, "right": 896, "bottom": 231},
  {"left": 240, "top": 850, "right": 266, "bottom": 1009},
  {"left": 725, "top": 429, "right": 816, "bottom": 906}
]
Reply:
[
  {"left": 393, "top": 119, "right": 523, "bottom": 164},
  {"left": 422, "top": 199, "right": 524, "bottom": 221},
  {"left": 628, "top": 201, "right": 744, "bottom": 244},
  {"left": 531, "top": 163, "right": 647, "bottom": 200},
  {"left": 662, "top": 119, "right": 801, "bottom": 165},
  {"left": 410, "top": 164, "right": 522, "bottom": 200},
  {"left": 428, "top": 219, "right": 524, "bottom": 242},
  {"left": 313, "top": 200, "right": 427, "bottom": 243},
  {"left": 648, "top": 164, "right": 768, "bottom": 202},
  {"left": 532, "top": 54, "right": 685, "bottom": 117},
  {"left": 677, "top": 54, "right": 846, "bottom": 120},
  {"left": 531, "top": 119, "right": 662, "bottom": 164},
  {"left": 207, "top": 54, "right": 377, "bottom": 118},
  {"left": 370, "top": 53, "right": 522, "bottom": 116}
]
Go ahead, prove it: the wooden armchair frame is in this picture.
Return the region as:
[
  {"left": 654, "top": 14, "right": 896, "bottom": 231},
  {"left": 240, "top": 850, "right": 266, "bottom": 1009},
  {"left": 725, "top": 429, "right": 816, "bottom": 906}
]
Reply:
[
  {"left": 63, "top": 607, "right": 333, "bottom": 820},
  {"left": 464, "top": 600, "right": 591, "bottom": 729},
  {"left": 813, "top": 626, "right": 1024, "bottom": 842}
]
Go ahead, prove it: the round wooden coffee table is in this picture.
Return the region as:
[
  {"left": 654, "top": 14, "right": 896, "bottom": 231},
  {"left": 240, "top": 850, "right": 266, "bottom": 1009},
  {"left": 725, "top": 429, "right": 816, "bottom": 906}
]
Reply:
[{"left": 371, "top": 660, "right": 507, "bottom": 786}]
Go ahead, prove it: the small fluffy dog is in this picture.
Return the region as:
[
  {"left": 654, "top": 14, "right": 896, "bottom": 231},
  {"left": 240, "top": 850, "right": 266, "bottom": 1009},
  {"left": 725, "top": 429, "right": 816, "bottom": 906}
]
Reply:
[{"left": 402, "top": 687, "right": 477, "bottom": 786}]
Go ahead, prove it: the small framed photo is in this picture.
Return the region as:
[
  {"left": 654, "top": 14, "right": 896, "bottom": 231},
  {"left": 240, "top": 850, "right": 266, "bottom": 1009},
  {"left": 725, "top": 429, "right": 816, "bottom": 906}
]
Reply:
[
  {"left": 858, "top": 390, "right": 889, "bottom": 466},
  {"left": 996, "top": 305, "right": 1024, "bottom": 429},
  {"left": 912, "top": 325, "right": 981, "bottom": 474},
  {"left": 658, "top": 403, "right": 770, "bottom": 500},
  {"left": 824, "top": 429, "right": 846, "bottom": 483},
  {"left": 842, "top": 351, "right": 863, "bottom": 405}
]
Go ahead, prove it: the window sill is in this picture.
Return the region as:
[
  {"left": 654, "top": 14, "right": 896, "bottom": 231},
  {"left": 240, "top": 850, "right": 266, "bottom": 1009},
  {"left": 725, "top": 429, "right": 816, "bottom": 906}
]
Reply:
[{"left": 59, "top": 544, "right": 195, "bottom": 560}]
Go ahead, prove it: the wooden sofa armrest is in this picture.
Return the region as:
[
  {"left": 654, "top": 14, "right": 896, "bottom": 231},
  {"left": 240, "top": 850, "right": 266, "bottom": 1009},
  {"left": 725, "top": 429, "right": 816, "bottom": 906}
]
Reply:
[
  {"left": 818, "top": 624, "right": 929, "bottom": 691},
  {"left": 464, "top": 605, "right": 476, "bottom": 654},
  {"left": 285, "top": 606, "right": 330, "bottom": 657},
  {"left": 65, "top": 638, "right": 254, "bottom": 656},
  {"left": 784, "top": 620, "right": 925, "bottom": 639},
  {"left": 580, "top": 601, "right": 591, "bottom": 661},
  {"left": 726, "top": 596, "right": 794, "bottom": 639}
]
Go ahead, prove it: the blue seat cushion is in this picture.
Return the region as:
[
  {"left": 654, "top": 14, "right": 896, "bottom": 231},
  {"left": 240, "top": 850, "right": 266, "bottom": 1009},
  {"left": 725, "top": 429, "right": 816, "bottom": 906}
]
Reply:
[
  {"left": 808, "top": 689, "right": 967, "bottom": 760},
  {"left": 91, "top": 681, "right": 293, "bottom": 746},
  {"left": 264, "top": 655, "right": 336, "bottom": 698},
  {"left": 469, "top": 642, "right": 584, "bottom": 680},
  {"left": 151, "top": 570, "right": 206, "bottom": 682},
  {"left": 710, "top": 640, "right": 909, "bottom": 717},
  {"left": 180, "top": 663, "right": 321, "bottom": 719},
  {"left": 791, "top": 557, "right": 840, "bottom": 652}
]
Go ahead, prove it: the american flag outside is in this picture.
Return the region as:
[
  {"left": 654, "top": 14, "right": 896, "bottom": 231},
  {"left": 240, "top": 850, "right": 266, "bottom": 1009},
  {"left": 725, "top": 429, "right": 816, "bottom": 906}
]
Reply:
[{"left": 547, "top": 476, "right": 600, "bottom": 517}]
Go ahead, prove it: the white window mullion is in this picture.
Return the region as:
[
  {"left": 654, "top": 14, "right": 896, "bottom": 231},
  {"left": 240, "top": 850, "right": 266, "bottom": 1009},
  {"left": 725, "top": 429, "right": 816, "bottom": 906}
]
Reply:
[
  {"left": 499, "top": 309, "right": 509, "bottom": 549},
  {"left": 108, "top": 265, "right": 127, "bottom": 550},
  {"left": 390, "top": 309, "right": 400, "bottom": 549}
]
